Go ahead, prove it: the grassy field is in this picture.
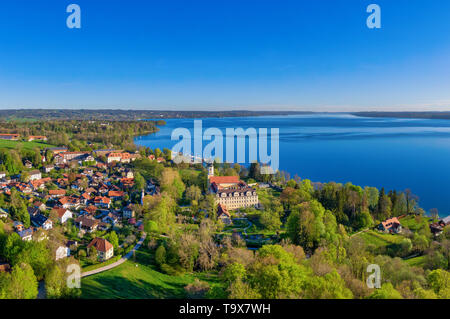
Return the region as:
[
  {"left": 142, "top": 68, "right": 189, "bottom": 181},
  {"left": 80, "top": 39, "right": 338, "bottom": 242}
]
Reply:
[
  {"left": 356, "top": 230, "right": 404, "bottom": 248},
  {"left": 0, "top": 139, "right": 54, "bottom": 150},
  {"left": 81, "top": 247, "right": 221, "bottom": 299},
  {"left": 405, "top": 255, "right": 427, "bottom": 267},
  {"left": 400, "top": 215, "right": 432, "bottom": 232}
]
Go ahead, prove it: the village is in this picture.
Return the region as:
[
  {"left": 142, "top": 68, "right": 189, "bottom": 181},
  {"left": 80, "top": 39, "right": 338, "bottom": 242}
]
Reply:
[
  {"left": 0, "top": 133, "right": 267, "bottom": 273},
  {"left": 0, "top": 135, "right": 169, "bottom": 268}
]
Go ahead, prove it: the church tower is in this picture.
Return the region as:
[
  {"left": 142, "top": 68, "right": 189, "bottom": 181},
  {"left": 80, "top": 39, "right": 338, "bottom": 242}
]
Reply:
[{"left": 208, "top": 164, "right": 214, "bottom": 178}]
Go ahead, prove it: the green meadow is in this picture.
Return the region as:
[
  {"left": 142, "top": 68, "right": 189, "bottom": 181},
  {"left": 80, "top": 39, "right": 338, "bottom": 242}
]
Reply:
[
  {"left": 81, "top": 248, "right": 222, "bottom": 299},
  {"left": 0, "top": 139, "right": 54, "bottom": 150}
]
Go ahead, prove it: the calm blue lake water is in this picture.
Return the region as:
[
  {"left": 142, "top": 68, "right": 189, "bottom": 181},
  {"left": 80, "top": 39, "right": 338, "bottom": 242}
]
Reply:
[{"left": 135, "top": 114, "right": 450, "bottom": 217}]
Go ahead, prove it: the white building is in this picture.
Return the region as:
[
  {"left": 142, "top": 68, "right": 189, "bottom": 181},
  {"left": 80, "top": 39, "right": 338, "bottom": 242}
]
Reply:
[
  {"left": 55, "top": 246, "right": 70, "bottom": 260},
  {"left": 28, "top": 170, "right": 42, "bottom": 181}
]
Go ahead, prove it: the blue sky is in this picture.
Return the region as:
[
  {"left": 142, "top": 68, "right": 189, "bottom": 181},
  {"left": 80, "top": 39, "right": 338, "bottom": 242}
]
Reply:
[{"left": 0, "top": 0, "right": 449, "bottom": 111}]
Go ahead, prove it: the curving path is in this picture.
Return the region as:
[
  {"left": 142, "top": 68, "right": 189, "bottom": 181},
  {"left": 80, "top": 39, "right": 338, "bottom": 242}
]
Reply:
[{"left": 81, "top": 232, "right": 147, "bottom": 278}]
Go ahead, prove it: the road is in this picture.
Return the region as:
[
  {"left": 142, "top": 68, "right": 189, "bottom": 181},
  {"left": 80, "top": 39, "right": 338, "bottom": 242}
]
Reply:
[{"left": 81, "top": 232, "right": 147, "bottom": 278}]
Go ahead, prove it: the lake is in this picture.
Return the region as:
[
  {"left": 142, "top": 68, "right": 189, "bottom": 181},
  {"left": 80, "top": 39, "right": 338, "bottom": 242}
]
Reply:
[{"left": 135, "top": 114, "right": 450, "bottom": 217}]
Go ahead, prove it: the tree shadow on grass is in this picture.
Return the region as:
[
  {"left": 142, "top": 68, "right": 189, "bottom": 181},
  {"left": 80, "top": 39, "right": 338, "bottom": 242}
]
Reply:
[{"left": 82, "top": 275, "right": 188, "bottom": 299}]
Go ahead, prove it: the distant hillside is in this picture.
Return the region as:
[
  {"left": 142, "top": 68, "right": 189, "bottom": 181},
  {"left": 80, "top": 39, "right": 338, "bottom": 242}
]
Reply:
[{"left": 0, "top": 109, "right": 313, "bottom": 121}]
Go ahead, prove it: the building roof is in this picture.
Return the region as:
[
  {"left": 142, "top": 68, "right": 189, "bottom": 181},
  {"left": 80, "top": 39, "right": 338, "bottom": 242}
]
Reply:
[
  {"left": 218, "top": 204, "right": 231, "bottom": 218},
  {"left": 94, "top": 196, "right": 111, "bottom": 204},
  {"left": 75, "top": 216, "right": 99, "bottom": 228},
  {"left": 209, "top": 176, "right": 240, "bottom": 185},
  {"left": 441, "top": 216, "right": 450, "bottom": 225},
  {"left": 87, "top": 237, "right": 113, "bottom": 253},
  {"left": 381, "top": 217, "right": 401, "bottom": 230},
  {"left": 53, "top": 208, "right": 70, "bottom": 218},
  {"left": 18, "top": 228, "right": 33, "bottom": 238},
  {"left": 49, "top": 189, "right": 66, "bottom": 196},
  {"left": 0, "top": 133, "right": 19, "bottom": 137},
  {"left": 108, "top": 191, "right": 124, "bottom": 197}
]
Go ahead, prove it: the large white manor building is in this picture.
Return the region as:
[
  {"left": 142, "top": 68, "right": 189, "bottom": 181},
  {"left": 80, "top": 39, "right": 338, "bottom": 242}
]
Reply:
[{"left": 208, "top": 165, "right": 259, "bottom": 210}]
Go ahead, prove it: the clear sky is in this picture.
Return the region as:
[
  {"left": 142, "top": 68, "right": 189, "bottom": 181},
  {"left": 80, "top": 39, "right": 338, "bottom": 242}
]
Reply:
[{"left": 0, "top": 0, "right": 449, "bottom": 111}]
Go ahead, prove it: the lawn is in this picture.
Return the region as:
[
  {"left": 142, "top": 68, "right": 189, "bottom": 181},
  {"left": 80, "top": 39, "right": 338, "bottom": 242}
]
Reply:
[
  {"left": 0, "top": 139, "right": 54, "bottom": 150},
  {"left": 81, "top": 248, "right": 221, "bottom": 299}
]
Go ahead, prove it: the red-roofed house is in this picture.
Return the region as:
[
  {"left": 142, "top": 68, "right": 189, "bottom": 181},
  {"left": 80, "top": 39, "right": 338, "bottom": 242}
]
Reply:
[
  {"left": 94, "top": 196, "right": 111, "bottom": 208},
  {"left": 108, "top": 190, "right": 125, "bottom": 199},
  {"left": 52, "top": 208, "right": 73, "bottom": 224},
  {"left": 378, "top": 217, "right": 402, "bottom": 234},
  {"left": 49, "top": 189, "right": 66, "bottom": 198},
  {"left": 87, "top": 238, "right": 114, "bottom": 261}
]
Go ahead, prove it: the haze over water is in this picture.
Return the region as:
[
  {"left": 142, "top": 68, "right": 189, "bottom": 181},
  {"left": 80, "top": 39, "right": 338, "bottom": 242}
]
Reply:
[{"left": 135, "top": 114, "right": 450, "bottom": 217}]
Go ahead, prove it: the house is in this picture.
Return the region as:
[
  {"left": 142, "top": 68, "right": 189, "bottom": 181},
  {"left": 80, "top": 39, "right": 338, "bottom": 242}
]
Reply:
[
  {"left": 54, "top": 152, "right": 90, "bottom": 165},
  {"left": 0, "top": 172, "right": 6, "bottom": 179},
  {"left": 94, "top": 196, "right": 111, "bottom": 208},
  {"left": 120, "top": 178, "right": 134, "bottom": 188},
  {"left": 28, "top": 135, "right": 47, "bottom": 142},
  {"left": 102, "top": 212, "right": 119, "bottom": 225},
  {"left": 0, "top": 134, "right": 20, "bottom": 140},
  {"left": 55, "top": 245, "right": 70, "bottom": 260},
  {"left": 18, "top": 228, "right": 33, "bottom": 241},
  {"left": 124, "top": 169, "right": 134, "bottom": 179},
  {"left": 58, "top": 196, "right": 81, "bottom": 210},
  {"left": 108, "top": 190, "right": 124, "bottom": 200},
  {"left": 0, "top": 263, "right": 11, "bottom": 273},
  {"left": 33, "top": 201, "right": 46, "bottom": 211},
  {"left": 52, "top": 208, "right": 73, "bottom": 224},
  {"left": 44, "top": 165, "right": 55, "bottom": 173},
  {"left": 46, "top": 147, "right": 68, "bottom": 155},
  {"left": 28, "top": 170, "right": 42, "bottom": 181},
  {"left": 378, "top": 217, "right": 402, "bottom": 234},
  {"left": 75, "top": 216, "right": 99, "bottom": 233},
  {"left": 30, "top": 213, "right": 53, "bottom": 230},
  {"left": 440, "top": 216, "right": 450, "bottom": 227},
  {"left": 13, "top": 221, "right": 24, "bottom": 232},
  {"left": 217, "top": 204, "right": 232, "bottom": 225},
  {"left": 430, "top": 216, "right": 450, "bottom": 236},
  {"left": 0, "top": 208, "right": 8, "bottom": 219},
  {"left": 49, "top": 189, "right": 66, "bottom": 198},
  {"left": 24, "top": 160, "right": 33, "bottom": 169},
  {"left": 94, "top": 149, "right": 122, "bottom": 157},
  {"left": 107, "top": 153, "right": 122, "bottom": 164},
  {"left": 30, "top": 177, "right": 51, "bottom": 191},
  {"left": 123, "top": 205, "right": 135, "bottom": 219},
  {"left": 84, "top": 205, "right": 98, "bottom": 215},
  {"left": 87, "top": 238, "right": 114, "bottom": 261}
]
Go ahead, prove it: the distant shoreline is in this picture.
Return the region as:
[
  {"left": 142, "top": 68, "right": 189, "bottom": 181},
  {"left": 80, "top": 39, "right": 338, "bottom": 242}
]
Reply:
[
  {"left": 1, "top": 109, "right": 450, "bottom": 121},
  {"left": 351, "top": 111, "right": 450, "bottom": 120}
]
